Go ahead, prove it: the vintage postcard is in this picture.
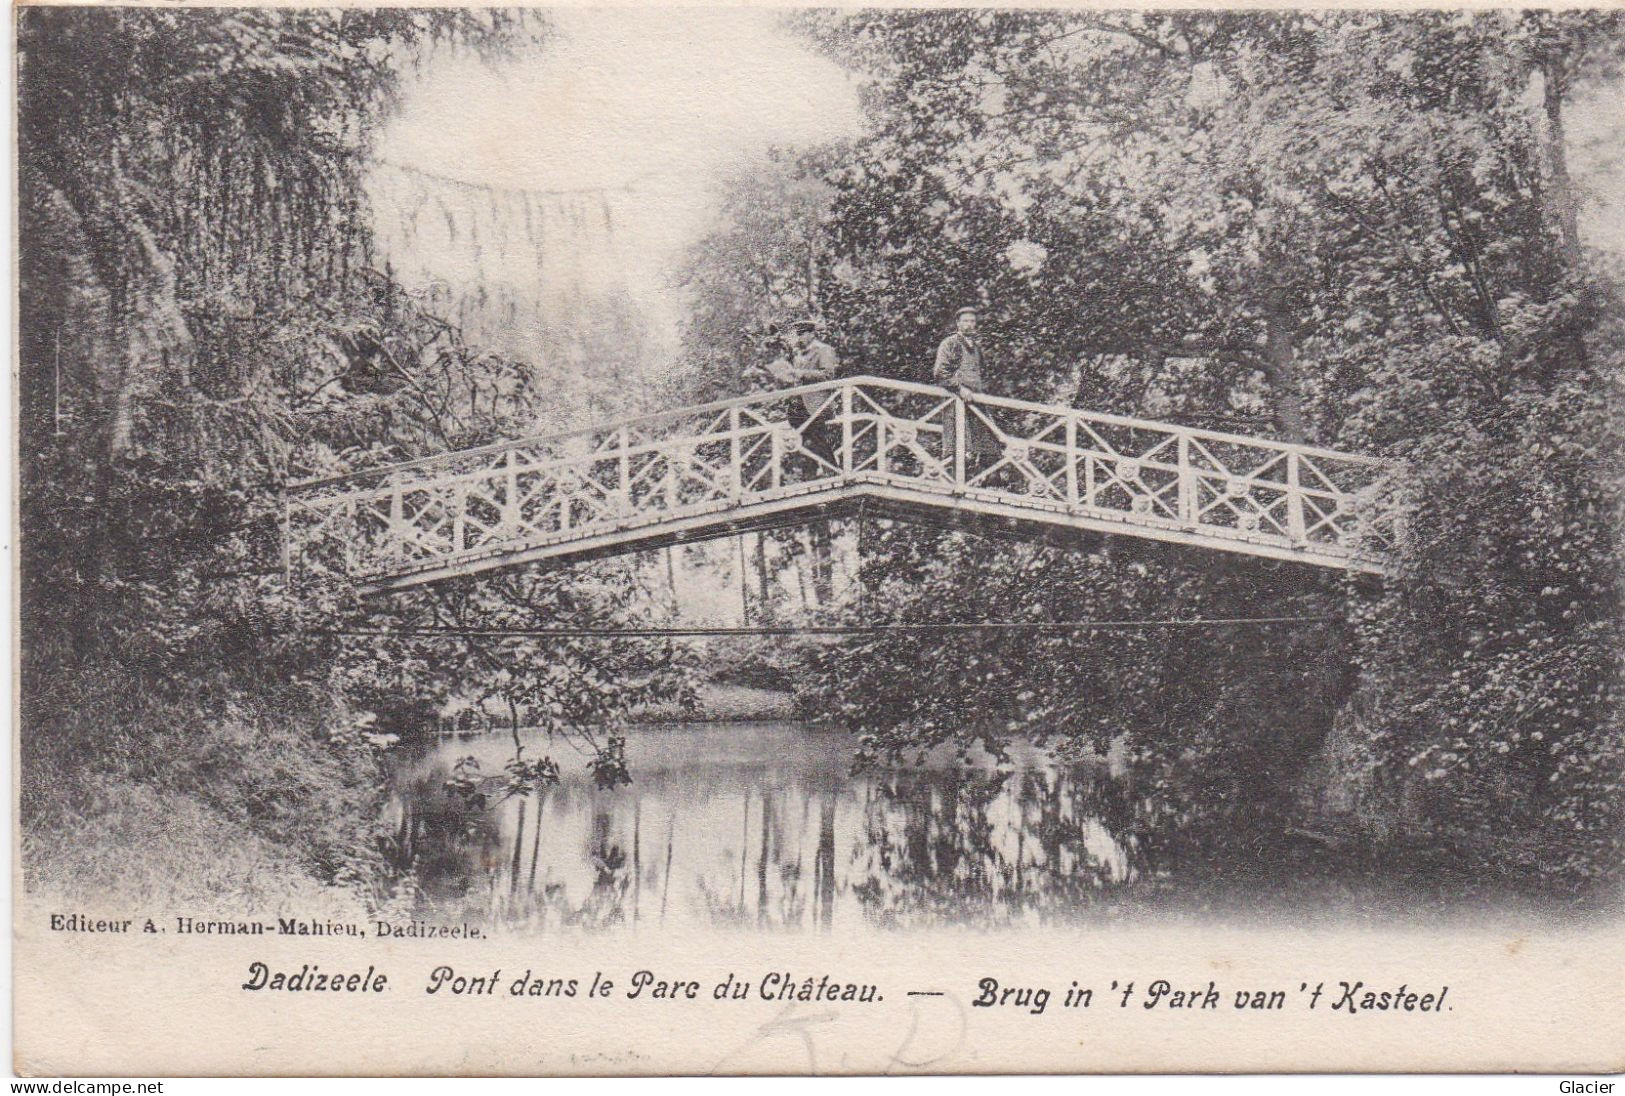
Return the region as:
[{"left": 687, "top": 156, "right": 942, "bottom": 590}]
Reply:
[{"left": 12, "top": 2, "right": 1625, "bottom": 1077}]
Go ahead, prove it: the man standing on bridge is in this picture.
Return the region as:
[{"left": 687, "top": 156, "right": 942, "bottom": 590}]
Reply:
[
  {"left": 776, "top": 319, "right": 839, "bottom": 466},
  {"left": 933, "top": 306, "right": 998, "bottom": 472}
]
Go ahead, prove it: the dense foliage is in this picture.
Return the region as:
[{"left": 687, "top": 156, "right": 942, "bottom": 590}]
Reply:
[
  {"left": 679, "top": 10, "right": 1625, "bottom": 887},
  {"left": 17, "top": 8, "right": 687, "bottom": 906}
]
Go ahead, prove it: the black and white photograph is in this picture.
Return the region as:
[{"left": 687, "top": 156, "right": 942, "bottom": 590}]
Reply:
[{"left": 12, "top": 2, "right": 1625, "bottom": 1077}]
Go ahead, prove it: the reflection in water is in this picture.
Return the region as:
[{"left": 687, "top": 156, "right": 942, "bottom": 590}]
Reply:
[
  {"left": 383, "top": 723, "right": 1153, "bottom": 932},
  {"left": 852, "top": 767, "right": 1145, "bottom": 928}
]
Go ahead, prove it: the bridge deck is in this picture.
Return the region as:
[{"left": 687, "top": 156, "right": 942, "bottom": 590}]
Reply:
[{"left": 285, "top": 376, "right": 1402, "bottom": 592}]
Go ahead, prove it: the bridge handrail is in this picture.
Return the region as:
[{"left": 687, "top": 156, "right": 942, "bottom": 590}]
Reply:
[{"left": 286, "top": 375, "right": 1391, "bottom": 494}]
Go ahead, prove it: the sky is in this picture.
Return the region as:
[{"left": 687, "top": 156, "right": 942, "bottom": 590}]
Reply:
[
  {"left": 368, "top": 8, "right": 864, "bottom": 365},
  {"left": 1569, "top": 73, "right": 1625, "bottom": 258}
]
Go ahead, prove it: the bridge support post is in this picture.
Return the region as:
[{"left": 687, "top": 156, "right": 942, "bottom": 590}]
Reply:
[
  {"left": 1177, "top": 433, "right": 1194, "bottom": 528},
  {"left": 729, "top": 407, "right": 742, "bottom": 500},
  {"left": 953, "top": 395, "right": 966, "bottom": 491},
  {"left": 841, "top": 385, "right": 853, "bottom": 479},
  {"left": 1065, "top": 418, "right": 1079, "bottom": 507},
  {"left": 618, "top": 427, "right": 631, "bottom": 505},
  {"left": 1287, "top": 452, "right": 1306, "bottom": 545}
]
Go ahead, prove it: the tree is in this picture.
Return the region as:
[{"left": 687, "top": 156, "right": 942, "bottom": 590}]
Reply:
[
  {"left": 681, "top": 9, "right": 1625, "bottom": 885},
  {"left": 17, "top": 9, "right": 695, "bottom": 904}
]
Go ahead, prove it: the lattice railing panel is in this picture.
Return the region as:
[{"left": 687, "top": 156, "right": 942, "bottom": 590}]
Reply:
[{"left": 285, "top": 376, "right": 1402, "bottom": 587}]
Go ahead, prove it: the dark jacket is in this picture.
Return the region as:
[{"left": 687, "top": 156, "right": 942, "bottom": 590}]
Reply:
[
  {"left": 792, "top": 339, "right": 839, "bottom": 382},
  {"left": 791, "top": 339, "right": 839, "bottom": 415},
  {"left": 933, "top": 333, "right": 984, "bottom": 390}
]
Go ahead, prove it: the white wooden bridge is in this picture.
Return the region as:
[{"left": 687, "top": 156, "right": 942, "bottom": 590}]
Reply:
[{"left": 284, "top": 376, "right": 1402, "bottom": 593}]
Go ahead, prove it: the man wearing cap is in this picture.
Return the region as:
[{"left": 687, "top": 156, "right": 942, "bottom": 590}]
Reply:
[
  {"left": 934, "top": 306, "right": 984, "bottom": 392},
  {"left": 777, "top": 319, "right": 840, "bottom": 466},
  {"left": 789, "top": 319, "right": 839, "bottom": 385},
  {"left": 933, "top": 306, "right": 997, "bottom": 472}
]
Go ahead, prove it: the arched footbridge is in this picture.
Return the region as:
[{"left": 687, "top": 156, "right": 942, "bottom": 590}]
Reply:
[{"left": 284, "top": 377, "right": 1403, "bottom": 594}]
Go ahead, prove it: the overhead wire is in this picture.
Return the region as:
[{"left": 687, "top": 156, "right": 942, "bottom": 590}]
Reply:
[{"left": 307, "top": 615, "right": 1337, "bottom": 640}]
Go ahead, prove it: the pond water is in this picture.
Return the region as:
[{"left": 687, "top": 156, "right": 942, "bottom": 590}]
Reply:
[{"left": 380, "top": 721, "right": 1566, "bottom": 933}]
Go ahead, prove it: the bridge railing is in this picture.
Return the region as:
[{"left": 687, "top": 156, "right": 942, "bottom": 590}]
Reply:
[{"left": 285, "top": 376, "right": 1403, "bottom": 584}]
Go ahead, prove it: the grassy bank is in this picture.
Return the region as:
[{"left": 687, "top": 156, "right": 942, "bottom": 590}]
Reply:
[
  {"left": 631, "top": 682, "right": 798, "bottom": 724},
  {"left": 18, "top": 672, "right": 794, "bottom": 913},
  {"left": 20, "top": 666, "right": 383, "bottom": 917}
]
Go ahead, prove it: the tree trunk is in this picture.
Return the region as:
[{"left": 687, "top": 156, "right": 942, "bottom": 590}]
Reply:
[
  {"left": 754, "top": 532, "right": 772, "bottom": 620},
  {"left": 665, "top": 546, "right": 679, "bottom": 617},
  {"left": 1540, "top": 53, "right": 1582, "bottom": 264},
  {"left": 795, "top": 529, "right": 814, "bottom": 611},
  {"left": 808, "top": 521, "right": 835, "bottom": 605},
  {"left": 1260, "top": 286, "right": 1310, "bottom": 444},
  {"left": 806, "top": 244, "right": 819, "bottom": 316}
]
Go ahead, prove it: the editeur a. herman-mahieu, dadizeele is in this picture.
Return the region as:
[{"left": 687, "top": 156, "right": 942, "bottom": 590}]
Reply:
[{"left": 166, "top": 915, "right": 482, "bottom": 938}]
